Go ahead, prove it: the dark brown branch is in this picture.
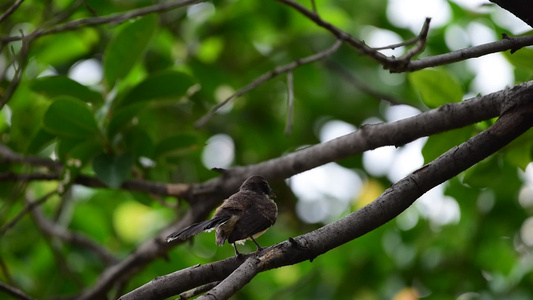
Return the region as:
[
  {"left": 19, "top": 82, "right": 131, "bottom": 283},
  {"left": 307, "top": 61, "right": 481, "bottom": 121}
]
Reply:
[
  {"left": 197, "top": 257, "right": 259, "bottom": 300},
  {"left": 85, "top": 81, "right": 533, "bottom": 300},
  {"left": 119, "top": 80, "right": 533, "bottom": 300},
  {"left": 278, "top": 0, "right": 533, "bottom": 73},
  {"left": 0, "top": 0, "right": 25, "bottom": 23},
  {"left": 1, "top": 0, "right": 204, "bottom": 43},
  {"left": 0, "top": 190, "right": 57, "bottom": 235},
  {"left": 0, "top": 171, "right": 190, "bottom": 198},
  {"left": 194, "top": 39, "right": 342, "bottom": 128},
  {"left": 28, "top": 198, "right": 118, "bottom": 265},
  {"left": 0, "top": 280, "right": 36, "bottom": 300}
]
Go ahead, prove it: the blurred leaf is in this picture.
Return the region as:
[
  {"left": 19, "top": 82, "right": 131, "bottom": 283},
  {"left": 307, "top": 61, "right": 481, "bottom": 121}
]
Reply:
[
  {"left": 107, "top": 103, "right": 145, "bottom": 138},
  {"left": 30, "top": 76, "right": 103, "bottom": 105},
  {"left": 408, "top": 69, "right": 463, "bottom": 108},
  {"left": 32, "top": 29, "right": 98, "bottom": 65},
  {"left": 93, "top": 152, "right": 134, "bottom": 188},
  {"left": 104, "top": 15, "right": 158, "bottom": 87},
  {"left": 26, "top": 128, "right": 55, "bottom": 154},
  {"left": 462, "top": 156, "right": 499, "bottom": 188},
  {"left": 117, "top": 70, "right": 196, "bottom": 108},
  {"left": 56, "top": 138, "right": 101, "bottom": 164},
  {"left": 503, "top": 47, "right": 533, "bottom": 72},
  {"left": 43, "top": 97, "right": 99, "bottom": 139},
  {"left": 422, "top": 127, "right": 473, "bottom": 164},
  {"left": 123, "top": 127, "right": 154, "bottom": 159},
  {"left": 153, "top": 133, "right": 200, "bottom": 158}
]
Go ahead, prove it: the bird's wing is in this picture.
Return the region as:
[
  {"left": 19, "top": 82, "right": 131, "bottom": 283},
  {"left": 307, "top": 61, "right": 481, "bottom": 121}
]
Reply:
[{"left": 227, "top": 201, "right": 276, "bottom": 243}]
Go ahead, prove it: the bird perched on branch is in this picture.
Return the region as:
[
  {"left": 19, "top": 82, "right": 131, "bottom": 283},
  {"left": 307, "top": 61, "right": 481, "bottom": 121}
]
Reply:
[{"left": 166, "top": 175, "right": 278, "bottom": 256}]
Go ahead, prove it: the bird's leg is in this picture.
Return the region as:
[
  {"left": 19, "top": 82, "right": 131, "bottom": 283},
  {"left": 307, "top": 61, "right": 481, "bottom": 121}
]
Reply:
[
  {"left": 250, "top": 236, "right": 263, "bottom": 251},
  {"left": 232, "top": 243, "right": 241, "bottom": 257}
]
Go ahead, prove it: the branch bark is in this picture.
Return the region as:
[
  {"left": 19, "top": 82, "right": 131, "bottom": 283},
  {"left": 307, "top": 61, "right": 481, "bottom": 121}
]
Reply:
[
  {"left": 119, "top": 81, "right": 533, "bottom": 300},
  {"left": 78, "top": 81, "right": 533, "bottom": 299}
]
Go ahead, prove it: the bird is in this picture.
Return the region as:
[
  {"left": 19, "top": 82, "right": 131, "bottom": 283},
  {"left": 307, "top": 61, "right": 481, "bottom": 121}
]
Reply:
[{"left": 166, "top": 175, "right": 278, "bottom": 256}]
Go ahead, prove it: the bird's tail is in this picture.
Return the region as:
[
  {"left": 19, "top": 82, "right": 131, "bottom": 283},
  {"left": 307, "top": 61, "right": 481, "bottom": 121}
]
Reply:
[{"left": 166, "top": 217, "right": 229, "bottom": 242}]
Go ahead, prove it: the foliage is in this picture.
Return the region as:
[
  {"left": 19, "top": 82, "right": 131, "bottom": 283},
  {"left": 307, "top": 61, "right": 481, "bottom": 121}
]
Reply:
[{"left": 0, "top": 0, "right": 532, "bottom": 299}]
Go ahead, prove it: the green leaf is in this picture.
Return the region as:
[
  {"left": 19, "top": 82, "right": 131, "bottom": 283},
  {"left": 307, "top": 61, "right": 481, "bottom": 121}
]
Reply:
[
  {"left": 104, "top": 15, "right": 158, "bottom": 87},
  {"left": 462, "top": 156, "right": 499, "bottom": 188},
  {"left": 26, "top": 129, "right": 55, "bottom": 154},
  {"left": 57, "top": 138, "right": 101, "bottom": 163},
  {"left": 43, "top": 97, "right": 100, "bottom": 139},
  {"left": 153, "top": 134, "right": 200, "bottom": 158},
  {"left": 123, "top": 128, "right": 154, "bottom": 158},
  {"left": 422, "top": 127, "right": 473, "bottom": 164},
  {"left": 30, "top": 76, "right": 103, "bottom": 105},
  {"left": 408, "top": 69, "right": 463, "bottom": 108},
  {"left": 503, "top": 47, "right": 533, "bottom": 72},
  {"left": 107, "top": 103, "right": 145, "bottom": 138},
  {"left": 117, "top": 70, "right": 196, "bottom": 108},
  {"left": 32, "top": 29, "right": 98, "bottom": 65},
  {"left": 92, "top": 152, "right": 134, "bottom": 188}
]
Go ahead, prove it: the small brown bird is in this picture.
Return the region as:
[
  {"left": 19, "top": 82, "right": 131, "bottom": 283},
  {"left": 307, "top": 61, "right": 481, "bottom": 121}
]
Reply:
[{"left": 166, "top": 175, "right": 277, "bottom": 256}]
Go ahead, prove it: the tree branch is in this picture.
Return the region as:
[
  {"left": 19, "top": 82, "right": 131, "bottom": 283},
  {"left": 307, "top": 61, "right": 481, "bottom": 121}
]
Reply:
[
  {"left": 1, "top": 0, "right": 204, "bottom": 43},
  {"left": 278, "top": 0, "right": 533, "bottom": 73},
  {"left": 194, "top": 39, "right": 342, "bottom": 128},
  {"left": 78, "top": 80, "right": 533, "bottom": 300},
  {"left": 0, "top": 190, "right": 57, "bottom": 235},
  {"left": 0, "top": 280, "right": 36, "bottom": 300},
  {"left": 119, "top": 80, "right": 533, "bottom": 300},
  {"left": 28, "top": 196, "right": 119, "bottom": 265},
  {"left": 0, "top": 0, "right": 25, "bottom": 24}
]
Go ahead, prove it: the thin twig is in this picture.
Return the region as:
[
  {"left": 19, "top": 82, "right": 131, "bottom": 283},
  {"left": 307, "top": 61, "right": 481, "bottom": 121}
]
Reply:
[
  {"left": 194, "top": 39, "right": 342, "bottom": 128},
  {"left": 310, "top": 0, "right": 317, "bottom": 14},
  {"left": 1, "top": 0, "right": 204, "bottom": 43},
  {"left": 0, "top": 190, "right": 57, "bottom": 235},
  {"left": 371, "top": 18, "right": 430, "bottom": 53},
  {"left": 285, "top": 71, "right": 294, "bottom": 136},
  {"left": 0, "top": 34, "right": 31, "bottom": 110},
  {"left": 324, "top": 60, "right": 422, "bottom": 109},
  {"left": 277, "top": 0, "right": 390, "bottom": 64},
  {"left": 400, "top": 17, "right": 431, "bottom": 61},
  {"left": 0, "top": 0, "right": 25, "bottom": 24},
  {"left": 0, "top": 281, "right": 36, "bottom": 300}
]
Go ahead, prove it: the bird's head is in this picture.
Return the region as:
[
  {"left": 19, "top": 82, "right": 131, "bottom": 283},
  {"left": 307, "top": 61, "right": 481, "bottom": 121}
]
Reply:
[{"left": 240, "top": 175, "right": 276, "bottom": 198}]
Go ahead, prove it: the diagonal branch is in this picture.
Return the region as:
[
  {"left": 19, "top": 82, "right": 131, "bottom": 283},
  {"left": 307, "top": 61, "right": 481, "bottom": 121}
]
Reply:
[
  {"left": 0, "top": 280, "right": 36, "bottom": 300},
  {"left": 119, "top": 80, "right": 533, "bottom": 300},
  {"left": 1, "top": 0, "right": 204, "bottom": 43},
  {"left": 0, "top": 0, "right": 25, "bottom": 24},
  {"left": 28, "top": 196, "right": 119, "bottom": 265},
  {"left": 278, "top": 0, "right": 533, "bottom": 73},
  {"left": 194, "top": 39, "right": 342, "bottom": 128},
  {"left": 80, "top": 80, "right": 533, "bottom": 300}
]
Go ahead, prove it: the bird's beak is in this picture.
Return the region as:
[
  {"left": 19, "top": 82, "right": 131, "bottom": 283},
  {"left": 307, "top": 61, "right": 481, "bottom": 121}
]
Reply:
[{"left": 269, "top": 190, "right": 276, "bottom": 198}]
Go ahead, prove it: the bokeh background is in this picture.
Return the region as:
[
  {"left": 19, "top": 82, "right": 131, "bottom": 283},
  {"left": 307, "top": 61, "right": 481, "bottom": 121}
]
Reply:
[{"left": 1, "top": 0, "right": 533, "bottom": 299}]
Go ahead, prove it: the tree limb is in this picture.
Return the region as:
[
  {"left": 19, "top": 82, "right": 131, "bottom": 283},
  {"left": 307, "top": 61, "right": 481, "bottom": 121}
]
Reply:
[
  {"left": 0, "top": 0, "right": 25, "bottom": 24},
  {"left": 119, "top": 80, "right": 533, "bottom": 300},
  {"left": 77, "top": 80, "right": 533, "bottom": 300}
]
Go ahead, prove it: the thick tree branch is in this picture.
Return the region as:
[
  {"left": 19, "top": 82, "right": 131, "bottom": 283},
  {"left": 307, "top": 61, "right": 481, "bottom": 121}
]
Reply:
[
  {"left": 194, "top": 39, "right": 342, "bottom": 128},
  {"left": 119, "top": 81, "right": 533, "bottom": 300},
  {"left": 490, "top": 0, "right": 533, "bottom": 28},
  {"left": 79, "top": 81, "right": 533, "bottom": 300}
]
